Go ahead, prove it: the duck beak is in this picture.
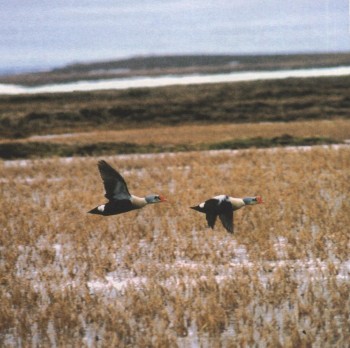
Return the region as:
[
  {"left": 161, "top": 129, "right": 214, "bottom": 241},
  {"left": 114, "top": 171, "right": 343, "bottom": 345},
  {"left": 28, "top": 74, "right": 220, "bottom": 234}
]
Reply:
[
  {"left": 159, "top": 195, "right": 168, "bottom": 202},
  {"left": 256, "top": 196, "right": 264, "bottom": 204}
]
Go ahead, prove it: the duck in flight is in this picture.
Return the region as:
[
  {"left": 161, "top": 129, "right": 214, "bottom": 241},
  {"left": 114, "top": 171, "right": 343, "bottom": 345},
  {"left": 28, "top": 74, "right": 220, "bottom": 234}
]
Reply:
[
  {"left": 88, "top": 160, "right": 167, "bottom": 216},
  {"left": 191, "top": 195, "right": 263, "bottom": 233}
]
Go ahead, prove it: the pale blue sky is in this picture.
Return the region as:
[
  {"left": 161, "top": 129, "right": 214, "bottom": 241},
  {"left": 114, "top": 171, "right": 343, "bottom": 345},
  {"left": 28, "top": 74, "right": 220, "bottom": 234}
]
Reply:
[{"left": 1, "top": 0, "right": 349, "bottom": 72}]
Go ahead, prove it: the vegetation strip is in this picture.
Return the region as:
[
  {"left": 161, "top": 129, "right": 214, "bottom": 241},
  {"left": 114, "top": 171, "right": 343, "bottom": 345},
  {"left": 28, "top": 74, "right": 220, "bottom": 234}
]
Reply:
[
  {"left": 0, "top": 135, "right": 339, "bottom": 159},
  {"left": 1, "top": 76, "right": 350, "bottom": 139}
]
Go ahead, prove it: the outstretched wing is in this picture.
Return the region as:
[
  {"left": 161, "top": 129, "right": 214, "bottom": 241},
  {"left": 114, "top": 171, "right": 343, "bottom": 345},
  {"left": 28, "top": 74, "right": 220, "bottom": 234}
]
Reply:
[
  {"left": 206, "top": 213, "right": 218, "bottom": 229},
  {"left": 219, "top": 200, "right": 234, "bottom": 233},
  {"left": 201, "top": 199, "right": 221, "bottom": 229},
  {"left": 97, "top": 160, "right": 131, "bottom": 201}
]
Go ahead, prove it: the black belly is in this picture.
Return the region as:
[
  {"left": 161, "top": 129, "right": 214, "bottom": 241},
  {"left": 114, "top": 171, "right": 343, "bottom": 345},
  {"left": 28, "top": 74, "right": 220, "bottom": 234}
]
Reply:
[
  {"left": 103, "top": 200, "right": 138, "bottom": 215},
  {"left": 203, "top": 199, "right": 230, "bottom": 214}
]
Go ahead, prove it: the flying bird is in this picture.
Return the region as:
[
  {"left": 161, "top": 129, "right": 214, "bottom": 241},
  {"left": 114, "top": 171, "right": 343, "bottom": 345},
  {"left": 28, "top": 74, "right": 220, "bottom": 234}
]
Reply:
[
  {"left": 191, "top": 195, "right": 263, "bottom": 233},
  {"left": 88, "top": 160, "right": 167, "bottom": 216}
]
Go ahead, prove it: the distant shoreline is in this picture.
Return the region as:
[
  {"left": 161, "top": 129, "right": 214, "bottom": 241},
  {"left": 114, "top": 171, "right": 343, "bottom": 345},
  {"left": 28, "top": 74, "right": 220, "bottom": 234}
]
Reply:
[
  {"left": 1, "top": 65, "right": 350, "bottom": 95},
  {"left": 1, "top": 52, "right": 350, "bottom": 87}
]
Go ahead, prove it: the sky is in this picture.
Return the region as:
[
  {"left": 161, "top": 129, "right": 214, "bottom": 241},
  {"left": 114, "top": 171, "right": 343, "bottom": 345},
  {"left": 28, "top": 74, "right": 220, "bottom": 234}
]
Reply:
[{"left": 1, "top": 0, "right": 349, "bottom": 72}]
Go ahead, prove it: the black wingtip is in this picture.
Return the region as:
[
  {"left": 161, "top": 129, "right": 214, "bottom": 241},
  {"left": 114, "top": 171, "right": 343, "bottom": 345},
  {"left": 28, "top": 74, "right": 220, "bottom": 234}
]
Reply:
[{"left": 97, "top": 159, "right": 108, "bottom": 168}]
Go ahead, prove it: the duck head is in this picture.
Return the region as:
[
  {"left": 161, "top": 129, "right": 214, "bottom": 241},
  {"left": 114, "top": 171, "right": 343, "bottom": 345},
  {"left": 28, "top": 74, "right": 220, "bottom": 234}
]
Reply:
[
  {"left": 145, "top": 194, "right": 167, "bottom": 204},
  {"left": 243, "top": 196, "right": 263, "bottom": 205}
]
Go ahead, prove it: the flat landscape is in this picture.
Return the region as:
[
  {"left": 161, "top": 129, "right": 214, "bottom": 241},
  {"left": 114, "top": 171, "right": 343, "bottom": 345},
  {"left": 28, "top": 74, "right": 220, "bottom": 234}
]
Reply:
[{"left": 1, "top": 55, "right": 350, "bottom": 346}]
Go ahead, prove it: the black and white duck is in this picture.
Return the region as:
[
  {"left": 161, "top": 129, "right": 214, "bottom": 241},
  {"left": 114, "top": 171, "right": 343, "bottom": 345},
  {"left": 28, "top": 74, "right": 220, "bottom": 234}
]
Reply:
[
  {"left": 191, "top": 194, "right": 263, "bottom": 233},
  {"left": 88, "top": 160, "right": 167, "bottom": 216}
]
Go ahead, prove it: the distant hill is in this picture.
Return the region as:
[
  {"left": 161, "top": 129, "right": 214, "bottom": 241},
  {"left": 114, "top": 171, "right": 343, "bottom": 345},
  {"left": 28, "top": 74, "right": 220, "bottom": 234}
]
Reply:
[
  {"left": 54, "top": 53, "right": 350, "bottom": 73},
  {"left": 1, "top": 53, "right": 350, "bottom": 86}
]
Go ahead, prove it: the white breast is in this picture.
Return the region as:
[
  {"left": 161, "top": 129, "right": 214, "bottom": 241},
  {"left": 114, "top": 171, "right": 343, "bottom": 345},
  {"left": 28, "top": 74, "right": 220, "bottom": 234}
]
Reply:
[
  {"left": 228, "top": 197, "right": 245, "bottom": 209},
  {"left": 131, "top": 195, "right": 147, "bottom": 208}
]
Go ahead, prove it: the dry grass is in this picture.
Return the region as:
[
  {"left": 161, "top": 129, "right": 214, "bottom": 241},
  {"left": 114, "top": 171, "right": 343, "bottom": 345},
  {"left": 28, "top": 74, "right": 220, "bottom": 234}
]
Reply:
[
  {"left": 0, "top": 145, "right": 349, "bottom": 346},
  {"left": 2, "top": 119, "right": 349, "bottom": 145}
]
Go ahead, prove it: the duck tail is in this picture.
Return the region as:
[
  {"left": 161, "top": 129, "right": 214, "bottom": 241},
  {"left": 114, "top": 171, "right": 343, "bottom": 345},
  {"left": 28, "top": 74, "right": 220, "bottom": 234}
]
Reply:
[
  {"left": 190, "top": 205, "right": 204, "bottom": 213},
  {"left": 88, "top": 207, "right": 101, "bottom": 215}
]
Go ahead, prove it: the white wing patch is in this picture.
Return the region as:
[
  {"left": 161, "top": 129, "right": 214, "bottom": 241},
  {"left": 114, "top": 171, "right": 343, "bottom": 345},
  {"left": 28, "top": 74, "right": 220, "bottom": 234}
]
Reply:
[
  {"left": 213, "top": 195, "right": 228, "bottom": 202},
  {"left": 97, "top": 204, "right": 105, "bottom": 212}
]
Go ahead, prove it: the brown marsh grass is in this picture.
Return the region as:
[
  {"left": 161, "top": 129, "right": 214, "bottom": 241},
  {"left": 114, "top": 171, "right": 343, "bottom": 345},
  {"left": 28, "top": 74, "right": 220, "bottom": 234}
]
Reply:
[
  {"left": 0, "top": 145, "right": 349, "bottom": 346},
  {"left": 2, "top": 119, "right": 349, "bottom": 145}
]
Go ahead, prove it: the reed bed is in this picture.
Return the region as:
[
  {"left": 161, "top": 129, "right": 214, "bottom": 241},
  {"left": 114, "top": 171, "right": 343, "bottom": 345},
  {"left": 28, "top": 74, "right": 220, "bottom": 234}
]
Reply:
[{"left": 0, "top": 145, "right": 349, "bottom": 347}]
